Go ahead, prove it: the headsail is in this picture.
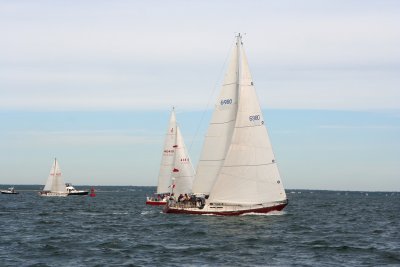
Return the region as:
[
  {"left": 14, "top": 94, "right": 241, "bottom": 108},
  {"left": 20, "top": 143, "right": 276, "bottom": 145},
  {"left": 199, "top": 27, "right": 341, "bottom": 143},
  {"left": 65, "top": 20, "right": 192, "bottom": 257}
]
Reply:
[
  {"left": 171, "top": 125, "right": 195, "bottom": 195},
  {"left": 157, "top": 108, "right": 177, "bottom": 194},
  {"left": 191, "top": 40, "right": 240, "bottom": 195}
]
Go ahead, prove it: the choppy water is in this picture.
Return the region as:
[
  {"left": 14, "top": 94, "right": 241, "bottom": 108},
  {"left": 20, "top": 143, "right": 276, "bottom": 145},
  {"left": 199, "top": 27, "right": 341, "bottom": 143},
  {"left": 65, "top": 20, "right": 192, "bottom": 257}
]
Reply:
[{"left": 0, "top": 185, "right": 399, "bottom": 266}]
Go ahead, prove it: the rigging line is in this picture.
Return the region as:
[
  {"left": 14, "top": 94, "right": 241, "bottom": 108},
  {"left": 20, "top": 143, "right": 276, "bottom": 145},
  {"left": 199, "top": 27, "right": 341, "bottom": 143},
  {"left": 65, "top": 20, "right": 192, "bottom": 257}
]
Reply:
[{"left": 188, "top": 36, "right": 236, "bottom": 154}]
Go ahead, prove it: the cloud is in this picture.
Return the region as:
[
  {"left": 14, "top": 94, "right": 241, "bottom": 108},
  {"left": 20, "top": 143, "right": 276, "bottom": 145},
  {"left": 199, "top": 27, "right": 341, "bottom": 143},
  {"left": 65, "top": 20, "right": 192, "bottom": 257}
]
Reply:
[
  {"left": 4, "top": 129, "right": 161, "bottom": 146},
  {"left": 0, "top": 1, "right": 399, "bottom": 111}
]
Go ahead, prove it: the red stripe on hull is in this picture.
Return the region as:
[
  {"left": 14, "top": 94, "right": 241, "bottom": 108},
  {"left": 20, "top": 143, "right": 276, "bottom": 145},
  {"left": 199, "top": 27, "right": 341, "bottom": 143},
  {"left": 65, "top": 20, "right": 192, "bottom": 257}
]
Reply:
[
  {"left": 163, "top": 202, "right": 287, "bottom": 216},
  {"left": 146, "top": 201, "right": 167, "bottom": 206}
]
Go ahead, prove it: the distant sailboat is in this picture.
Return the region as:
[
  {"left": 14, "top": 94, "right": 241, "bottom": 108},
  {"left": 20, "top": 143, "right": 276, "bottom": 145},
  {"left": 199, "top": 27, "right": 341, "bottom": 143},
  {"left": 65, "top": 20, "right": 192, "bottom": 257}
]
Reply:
[
  {"left": 39, "top": 158, "right": 88, "bottom": 197},
  {"left": 164, "top": 34, "right": 288, "bottom": 215},
  {"left": 146, "top": 108, "right": 195, "bottom": 205},
  {"left": 39, "top": 158, "right": 69, "bottom": 197}
]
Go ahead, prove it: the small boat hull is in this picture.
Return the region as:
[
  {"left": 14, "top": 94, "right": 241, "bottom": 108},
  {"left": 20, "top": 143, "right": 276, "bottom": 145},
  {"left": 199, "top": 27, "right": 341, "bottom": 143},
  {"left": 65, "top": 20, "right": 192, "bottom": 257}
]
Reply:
[
  {"left": 68, "top": 191, "right": 89, "bottom": 196},
  {"left": 146, "top": 200, "right": 167, "bottom": 206},
  {"left": 146, "top": 196, "right": 167, "bottom": 206},
  {"left": 1, "top": 191, "right": 19, "bottom": 195},
  {"left": 38, "top": 191, "right": 68, "bottom": 197},
  {"left": 163, "top": 200, "right": 288, "bottom": 216}
]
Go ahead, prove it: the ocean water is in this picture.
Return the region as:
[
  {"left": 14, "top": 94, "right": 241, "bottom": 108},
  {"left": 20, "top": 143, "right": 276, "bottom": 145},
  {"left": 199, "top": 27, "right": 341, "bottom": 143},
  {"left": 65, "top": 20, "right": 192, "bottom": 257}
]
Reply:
[{"left": 0, "top": 186, "right": 399, "bottom": 267}]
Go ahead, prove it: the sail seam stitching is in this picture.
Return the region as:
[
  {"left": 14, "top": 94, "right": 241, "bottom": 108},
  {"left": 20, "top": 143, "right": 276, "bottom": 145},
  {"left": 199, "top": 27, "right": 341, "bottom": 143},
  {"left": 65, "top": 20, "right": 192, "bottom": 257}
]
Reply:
[
  {"left": 210, "top": 120, "right": 235, "bottom": 125},
  {"left": 223, "top": 163, "right": 276, "bottom": 167}
]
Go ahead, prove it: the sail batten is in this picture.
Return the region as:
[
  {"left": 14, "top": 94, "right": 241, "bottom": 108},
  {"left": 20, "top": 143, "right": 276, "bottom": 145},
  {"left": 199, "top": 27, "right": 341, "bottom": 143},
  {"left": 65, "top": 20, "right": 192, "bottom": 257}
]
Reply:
[
  {"left": 209, "top": 119, "right": 236, "bottom": 125},
  {"left": 222, "top": 163, "right": 276, "bottom": 167}
]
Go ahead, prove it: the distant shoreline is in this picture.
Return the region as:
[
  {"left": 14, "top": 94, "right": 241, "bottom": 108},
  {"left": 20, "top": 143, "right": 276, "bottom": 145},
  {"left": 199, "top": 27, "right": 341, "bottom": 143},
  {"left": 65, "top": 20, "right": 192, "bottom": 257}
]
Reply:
[{"left": 0, "top": 185, "right": 398, "bottom": 193}]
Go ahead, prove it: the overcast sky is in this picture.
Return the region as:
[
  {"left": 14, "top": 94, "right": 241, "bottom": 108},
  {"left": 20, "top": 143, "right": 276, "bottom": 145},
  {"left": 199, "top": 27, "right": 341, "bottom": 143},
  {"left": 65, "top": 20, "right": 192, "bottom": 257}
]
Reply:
[{"left": 0, "top": 0, "right": 399, "bottom": 190}]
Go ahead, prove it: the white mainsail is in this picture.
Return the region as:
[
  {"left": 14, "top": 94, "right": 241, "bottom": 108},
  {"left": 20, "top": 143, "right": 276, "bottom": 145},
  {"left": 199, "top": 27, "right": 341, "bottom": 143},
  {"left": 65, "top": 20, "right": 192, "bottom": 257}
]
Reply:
[
  {"left": 157, "top": 109, "right": 177, "bottom": 194},
  {"left": 191, "top": 43, "right": 239, "bottom": 195},
  {"left": 172, "top": 125, "right": 195, "bottom": 195},
  {"left": 43, "top": 158, "right": 67, "bottom": 193},
  {"left": 209, "top": 40, "right": 287, "bottom": 204}
]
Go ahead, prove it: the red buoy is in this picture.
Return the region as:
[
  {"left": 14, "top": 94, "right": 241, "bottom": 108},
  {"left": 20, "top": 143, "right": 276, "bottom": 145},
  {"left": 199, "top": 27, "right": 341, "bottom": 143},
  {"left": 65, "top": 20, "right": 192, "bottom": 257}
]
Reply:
[{"left": 89, "top": 187, "right": 96, "bottom": 197}]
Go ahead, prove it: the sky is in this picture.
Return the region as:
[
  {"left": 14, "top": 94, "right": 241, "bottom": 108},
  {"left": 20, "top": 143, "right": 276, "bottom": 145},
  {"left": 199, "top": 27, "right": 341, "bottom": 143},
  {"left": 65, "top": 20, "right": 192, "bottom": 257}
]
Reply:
[{"left": 0, "top": 0, "right": 399, "bottom": 191}]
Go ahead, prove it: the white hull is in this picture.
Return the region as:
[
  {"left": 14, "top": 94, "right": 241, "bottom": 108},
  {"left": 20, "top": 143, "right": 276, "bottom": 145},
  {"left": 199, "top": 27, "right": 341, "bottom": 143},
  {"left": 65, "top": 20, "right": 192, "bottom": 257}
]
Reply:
[
  {"left": 146, "top": 196, "right": 168, "bottom": 206},
  {"left": 39, "top": 191, "right": 68, "bottom": 197},
  {"left": 1, "top": 187, "right": 18, "bottom": 194}
]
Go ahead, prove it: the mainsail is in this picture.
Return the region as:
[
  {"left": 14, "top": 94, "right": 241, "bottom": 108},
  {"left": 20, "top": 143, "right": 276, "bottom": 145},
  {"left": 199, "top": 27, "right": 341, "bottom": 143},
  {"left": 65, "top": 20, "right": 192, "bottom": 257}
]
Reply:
[
  {"left": 43, "top": 158, "right": 67, "bottom": 193},
  {"left": 191, "top": 42, "right": 239, "bottom": 195}
]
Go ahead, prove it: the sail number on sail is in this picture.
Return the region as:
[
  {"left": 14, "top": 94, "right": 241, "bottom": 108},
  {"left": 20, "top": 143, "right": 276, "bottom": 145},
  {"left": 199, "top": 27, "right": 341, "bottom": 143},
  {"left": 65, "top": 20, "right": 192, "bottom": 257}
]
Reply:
[
  {"left": 220, "top": 99, "right": 233, "bottom": 105},
  {"left": 249, "top": 115, "right": 261, "bottom": 121}
]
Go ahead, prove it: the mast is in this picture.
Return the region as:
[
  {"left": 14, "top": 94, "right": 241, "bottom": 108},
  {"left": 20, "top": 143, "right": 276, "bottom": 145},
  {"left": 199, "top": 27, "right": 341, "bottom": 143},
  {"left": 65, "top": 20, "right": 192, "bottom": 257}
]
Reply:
[
  {"left": 236, "top": 33, "right": 241, "bottom": 103},
  {"left": 171, "top": 108, "right": 179, "bottom": 193}
]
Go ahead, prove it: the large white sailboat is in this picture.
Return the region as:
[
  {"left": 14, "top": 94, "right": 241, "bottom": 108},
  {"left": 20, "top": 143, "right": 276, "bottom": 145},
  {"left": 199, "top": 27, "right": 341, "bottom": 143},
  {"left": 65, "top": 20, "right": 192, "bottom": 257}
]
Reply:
[
  {"left": 146, "top": 108, "right": 195, "bottom": 205},
  {"left": 39, "top": 158, "right": 69, "bottom": 197},
  {"left": 164, "top": 34, "right": 288, "bottom": 215}
]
